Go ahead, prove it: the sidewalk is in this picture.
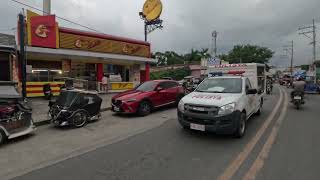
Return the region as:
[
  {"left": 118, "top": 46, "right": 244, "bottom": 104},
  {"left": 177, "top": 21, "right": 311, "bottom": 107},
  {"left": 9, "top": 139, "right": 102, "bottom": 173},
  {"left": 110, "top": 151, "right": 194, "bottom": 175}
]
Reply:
[{"left": 28, "top": 93, "right": 115, "bottom": 125}]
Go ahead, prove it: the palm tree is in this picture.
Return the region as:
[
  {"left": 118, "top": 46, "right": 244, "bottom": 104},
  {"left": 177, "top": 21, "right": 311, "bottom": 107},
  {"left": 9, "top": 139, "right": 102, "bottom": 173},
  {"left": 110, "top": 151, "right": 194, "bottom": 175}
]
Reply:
[{"left": 200, "top": 48, "right": 212, "bottom": 59}]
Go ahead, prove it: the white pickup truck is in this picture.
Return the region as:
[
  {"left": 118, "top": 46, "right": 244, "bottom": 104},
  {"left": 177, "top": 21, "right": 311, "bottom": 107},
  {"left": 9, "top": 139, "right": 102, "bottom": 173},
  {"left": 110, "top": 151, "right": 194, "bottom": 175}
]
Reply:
[{"left": 178, "top": 63, "right": 266, "bottom": 138}]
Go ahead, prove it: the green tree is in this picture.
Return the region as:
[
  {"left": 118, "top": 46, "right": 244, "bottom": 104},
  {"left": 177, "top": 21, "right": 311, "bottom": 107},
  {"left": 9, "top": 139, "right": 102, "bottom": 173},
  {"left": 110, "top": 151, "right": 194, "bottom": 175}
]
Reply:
[
  {"left": 184, "top": 49, "right": 201, "bottom": 63},
  {"left": 224, "top": 44, "right": 274, "bottom": 64},
  {"left": 150, "top": 67, "right": 191, "bottom": 80},
  {"left": 200, "top": 48, "right": 212, "bottom": 59}
]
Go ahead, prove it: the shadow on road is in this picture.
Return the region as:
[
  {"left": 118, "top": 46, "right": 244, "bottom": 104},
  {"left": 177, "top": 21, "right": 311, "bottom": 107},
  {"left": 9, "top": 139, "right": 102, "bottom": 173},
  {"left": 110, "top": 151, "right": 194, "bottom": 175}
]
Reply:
[{"left": 112, "top": 105, "right": 177, "bottom": 118}]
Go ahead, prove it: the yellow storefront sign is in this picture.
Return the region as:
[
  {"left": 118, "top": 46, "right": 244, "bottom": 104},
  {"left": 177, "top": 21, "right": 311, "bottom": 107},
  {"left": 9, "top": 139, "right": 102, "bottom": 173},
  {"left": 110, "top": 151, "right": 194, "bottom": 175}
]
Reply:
[
  {"left": 143, "top": 0, "right": 163, "bottom": 21},
  {"left": 60, "top": 32, "right": 150, "bottom": 58},
  {"left": 111, "top": 82, "right": 134, "bottom": 90}
]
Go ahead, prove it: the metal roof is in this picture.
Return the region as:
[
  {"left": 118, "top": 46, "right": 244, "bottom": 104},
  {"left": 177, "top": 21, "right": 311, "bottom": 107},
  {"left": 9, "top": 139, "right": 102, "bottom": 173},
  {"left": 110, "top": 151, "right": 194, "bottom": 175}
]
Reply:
[{"left": 0, "top": 33, "right": 16, "bottom": 47}]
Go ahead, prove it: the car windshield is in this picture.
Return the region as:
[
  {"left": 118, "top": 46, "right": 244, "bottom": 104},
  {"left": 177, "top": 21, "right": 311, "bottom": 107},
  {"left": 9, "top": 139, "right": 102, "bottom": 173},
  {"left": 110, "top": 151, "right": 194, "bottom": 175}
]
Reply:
[
  {"left": 56, "top": 91, "right": 79, "bottom": 107},
  {"left": 196, "top": 78, "right": 242, "bottom": 93},
  {"left": 136, "top": 81, "right": 158, "bottom": 92}
]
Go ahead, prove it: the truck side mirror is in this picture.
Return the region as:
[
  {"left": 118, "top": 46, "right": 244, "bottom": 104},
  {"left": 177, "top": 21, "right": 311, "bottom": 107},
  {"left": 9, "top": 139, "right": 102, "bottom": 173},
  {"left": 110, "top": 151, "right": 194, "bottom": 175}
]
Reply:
[{"left": 247, "top": 89, "right": 258, "bottom": 95}]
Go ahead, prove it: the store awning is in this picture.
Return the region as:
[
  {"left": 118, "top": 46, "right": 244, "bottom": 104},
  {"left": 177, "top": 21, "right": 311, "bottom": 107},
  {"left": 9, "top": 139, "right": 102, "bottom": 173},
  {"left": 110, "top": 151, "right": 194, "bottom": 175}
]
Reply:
[{"left": 24, "top": 46, "right": 157, "bottom": 65}]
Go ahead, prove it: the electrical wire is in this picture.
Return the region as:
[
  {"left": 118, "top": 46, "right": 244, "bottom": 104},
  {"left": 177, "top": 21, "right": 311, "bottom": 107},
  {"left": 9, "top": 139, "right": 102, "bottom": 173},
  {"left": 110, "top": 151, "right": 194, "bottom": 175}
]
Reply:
[{"left": 10, "top": 0, "right": 102, "bottom": 33}]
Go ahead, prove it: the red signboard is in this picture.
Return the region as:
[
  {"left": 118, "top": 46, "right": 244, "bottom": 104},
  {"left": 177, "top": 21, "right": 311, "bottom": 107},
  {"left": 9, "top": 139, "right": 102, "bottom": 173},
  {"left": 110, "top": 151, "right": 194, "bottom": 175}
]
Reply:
[{"left": 30, "top": 15, "right": 57, "bottom": 48}]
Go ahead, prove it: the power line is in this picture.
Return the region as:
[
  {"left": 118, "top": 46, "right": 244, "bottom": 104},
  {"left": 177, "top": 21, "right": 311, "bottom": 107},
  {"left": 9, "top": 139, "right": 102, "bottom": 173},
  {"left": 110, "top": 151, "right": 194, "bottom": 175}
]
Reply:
[
  {"left": 10, "top": 0, "right": 102, "bottom": 33},
  {"left": 298, "top": 19, "right": 317, "bottom": 83}
]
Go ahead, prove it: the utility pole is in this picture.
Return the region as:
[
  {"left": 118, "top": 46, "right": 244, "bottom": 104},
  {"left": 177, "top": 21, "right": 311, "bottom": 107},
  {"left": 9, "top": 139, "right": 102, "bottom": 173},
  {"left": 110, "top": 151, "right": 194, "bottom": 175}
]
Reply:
[
  {"left": 18, "top": 13, "right": 27, "bottom": 99},
  {"left": 298, "top": 19, "right": 317, "bottom": 83},
  {"left": 283, "top": 41, "right": 294, "bottom": 77},
  {"left": 211, "top": 31, "right": 218, "bottom": 57}
]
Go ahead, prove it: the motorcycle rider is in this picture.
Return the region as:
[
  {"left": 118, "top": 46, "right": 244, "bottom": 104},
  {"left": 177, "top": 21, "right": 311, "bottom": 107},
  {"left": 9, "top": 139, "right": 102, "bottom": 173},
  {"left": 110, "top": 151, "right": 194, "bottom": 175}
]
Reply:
[
  {"left": 291, "top": 76, "right": 306, "bottom": 102},
  {"left": 266, "top": 76, "right": 273, "bottom": 93}
]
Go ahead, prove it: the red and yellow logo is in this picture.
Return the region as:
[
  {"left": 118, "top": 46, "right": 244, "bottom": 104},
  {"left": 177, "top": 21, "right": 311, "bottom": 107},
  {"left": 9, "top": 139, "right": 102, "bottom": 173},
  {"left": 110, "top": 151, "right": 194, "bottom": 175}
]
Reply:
[
  {"left": 35, "top": 24, "right": 49, "bottom": 38},
  {"left": 74, "top": 38, "right": 101, "bottom": 49},
  {"left": 29, "top": 14, "right": 58, "bottom": 48}
]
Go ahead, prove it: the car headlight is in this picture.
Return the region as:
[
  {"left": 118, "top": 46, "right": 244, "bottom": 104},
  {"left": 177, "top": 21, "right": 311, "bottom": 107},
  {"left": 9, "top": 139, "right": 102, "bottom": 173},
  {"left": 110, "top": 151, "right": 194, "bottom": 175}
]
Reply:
[
  {"left": 126, "top": 98, "right": 137, "bottom": 103},
  {"left": 218, "top": 103, "right": 236, "bottom": 115},
  {"left": 178, "top": 100, "right": 185, "bottom": 112}
]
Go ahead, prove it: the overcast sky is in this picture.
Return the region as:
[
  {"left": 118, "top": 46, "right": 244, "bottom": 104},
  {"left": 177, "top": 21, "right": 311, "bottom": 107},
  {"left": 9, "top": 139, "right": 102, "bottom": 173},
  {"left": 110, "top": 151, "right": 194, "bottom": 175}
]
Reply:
[{"left": 1, "top": 0, "right": 320, "bottom": 67}]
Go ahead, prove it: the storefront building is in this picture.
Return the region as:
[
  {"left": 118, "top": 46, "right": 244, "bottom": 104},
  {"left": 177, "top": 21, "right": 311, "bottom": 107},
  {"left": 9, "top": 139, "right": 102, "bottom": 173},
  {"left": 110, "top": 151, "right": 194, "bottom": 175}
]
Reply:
[{"left": 21, "top": 10, "right": 156, "bottom": 97}]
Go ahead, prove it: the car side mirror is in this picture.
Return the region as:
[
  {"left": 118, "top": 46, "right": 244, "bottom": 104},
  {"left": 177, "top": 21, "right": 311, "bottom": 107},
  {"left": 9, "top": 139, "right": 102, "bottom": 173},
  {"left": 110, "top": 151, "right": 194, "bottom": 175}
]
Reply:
[
  {"left": 247, "top": 89, "right": 258, "bottom": 95},
  {"left": 156, "top": 87, "right": 164, "bottom": 92},
  {"left": 48, "top": 100, "right": 55, "bottom": 107}
]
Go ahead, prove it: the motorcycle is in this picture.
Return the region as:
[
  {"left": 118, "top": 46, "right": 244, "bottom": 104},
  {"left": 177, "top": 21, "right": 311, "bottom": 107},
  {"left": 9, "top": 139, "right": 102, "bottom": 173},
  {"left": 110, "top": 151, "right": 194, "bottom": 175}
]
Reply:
[
  {"left": 266, "top": 81, "right": 272, "bottom": 94},
  {"left": 291, "top": 92, "right": 304, "bottom": 109},
  {"left": 49, "top": 88, "right": 102, "bottom": 128},
  {"left": 43, "top": 84, "right": 53, "bottom": 100},
  {"left": 0, "top": 82, "right": 35, "bottom": 145}
]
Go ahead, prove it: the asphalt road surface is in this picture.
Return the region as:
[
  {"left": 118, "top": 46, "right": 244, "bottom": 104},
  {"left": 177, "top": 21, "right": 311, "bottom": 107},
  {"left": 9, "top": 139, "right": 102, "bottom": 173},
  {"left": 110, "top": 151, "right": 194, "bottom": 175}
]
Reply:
[{"left": 12, "top": 86, "right": 320, "bottom": 180}]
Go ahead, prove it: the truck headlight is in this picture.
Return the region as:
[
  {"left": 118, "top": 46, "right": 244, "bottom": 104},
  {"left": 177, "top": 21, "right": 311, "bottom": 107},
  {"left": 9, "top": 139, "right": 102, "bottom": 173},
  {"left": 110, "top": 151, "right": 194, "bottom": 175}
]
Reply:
[
  {"left": 178, "top": 100, "right": 185, "bottom": 112},
  {"left": 218, "top": 103, "right": 236, "bottom": 115}
]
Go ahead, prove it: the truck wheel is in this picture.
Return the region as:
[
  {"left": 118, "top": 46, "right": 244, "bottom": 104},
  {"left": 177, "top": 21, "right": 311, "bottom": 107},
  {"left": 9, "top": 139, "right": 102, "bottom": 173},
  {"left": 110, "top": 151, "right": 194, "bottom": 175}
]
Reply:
[
  {"left": 138, "top": 101, "right": 151, "bottom": 116},
  {"left": 72, "top": 111, "right": 88, "bottom": 128},
  {"left": 234, "top": 113, "right": 246, "bottom": 138},
  {"left": 0, "top": 129, "right": 7, "bottom": 146}
]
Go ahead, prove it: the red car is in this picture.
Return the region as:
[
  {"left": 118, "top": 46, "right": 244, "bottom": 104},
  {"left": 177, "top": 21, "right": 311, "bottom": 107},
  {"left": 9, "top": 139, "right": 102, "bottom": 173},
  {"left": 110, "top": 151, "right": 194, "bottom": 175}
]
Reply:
[{"left": 111, "top": 80, "right": 185, "bottom": 116}]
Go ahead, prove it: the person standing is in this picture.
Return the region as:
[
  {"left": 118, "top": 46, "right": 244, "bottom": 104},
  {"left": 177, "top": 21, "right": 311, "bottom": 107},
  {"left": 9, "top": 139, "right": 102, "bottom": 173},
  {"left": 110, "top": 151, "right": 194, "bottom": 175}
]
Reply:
[{"left": 102, "top": 74, "right": 109, "bottom": 92}]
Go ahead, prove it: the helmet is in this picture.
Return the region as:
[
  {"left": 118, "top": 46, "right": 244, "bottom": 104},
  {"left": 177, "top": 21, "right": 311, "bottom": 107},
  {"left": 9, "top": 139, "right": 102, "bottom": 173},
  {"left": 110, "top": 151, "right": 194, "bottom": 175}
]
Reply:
[{"left": 296, "top": 76, "right": 303, "bottom": 81}]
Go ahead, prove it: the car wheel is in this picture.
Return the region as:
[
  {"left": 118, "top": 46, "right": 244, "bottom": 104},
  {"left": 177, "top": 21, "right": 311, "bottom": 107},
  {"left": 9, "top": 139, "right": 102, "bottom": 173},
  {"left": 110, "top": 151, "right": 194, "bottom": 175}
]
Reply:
[
  {"left": 234, "top": 112, "right": 246, "bottom": 138},
  {"left": 0, "top": 129, "right": 7, "bottom": 146},
  {"left": 72, "top": 111, "right": 88, "bottom": 128},
  {"left": 138, "top": 101, "right": 151, "bottom": 116}
]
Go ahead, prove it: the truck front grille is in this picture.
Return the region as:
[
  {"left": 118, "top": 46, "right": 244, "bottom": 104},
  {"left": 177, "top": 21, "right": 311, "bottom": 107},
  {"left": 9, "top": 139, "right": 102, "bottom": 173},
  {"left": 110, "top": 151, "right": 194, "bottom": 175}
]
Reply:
[{"left": 185, "top": 104, "right": 218, "bottom": 115}]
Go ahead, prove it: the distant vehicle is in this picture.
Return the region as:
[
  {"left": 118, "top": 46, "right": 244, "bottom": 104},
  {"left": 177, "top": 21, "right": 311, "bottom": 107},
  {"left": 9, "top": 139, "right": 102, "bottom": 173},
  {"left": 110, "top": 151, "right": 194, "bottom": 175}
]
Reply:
[
  {"left": 49, "top": 89, "right": 102, "bottom": 128},
  {"left": 111, "top": 80, "right": 185, "bottom": 116},
  {"left": 182, "top": 76, "right": 195, "bottom": 94},
  {"left": 279, "top": 75, "right": 291, "bottom": 86},
  {"left": 0, "top": 82, "right": 35, "bottom": 145},
  {"left": 178, "top": 63, "right": 266, "bottom": 138}
]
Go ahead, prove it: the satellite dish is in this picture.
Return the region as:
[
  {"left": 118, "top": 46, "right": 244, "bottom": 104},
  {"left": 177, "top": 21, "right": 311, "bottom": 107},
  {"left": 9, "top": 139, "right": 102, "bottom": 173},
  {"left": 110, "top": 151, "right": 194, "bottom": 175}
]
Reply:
[{"left": 142, "top": 0, "right": 163, "bottom": 22}]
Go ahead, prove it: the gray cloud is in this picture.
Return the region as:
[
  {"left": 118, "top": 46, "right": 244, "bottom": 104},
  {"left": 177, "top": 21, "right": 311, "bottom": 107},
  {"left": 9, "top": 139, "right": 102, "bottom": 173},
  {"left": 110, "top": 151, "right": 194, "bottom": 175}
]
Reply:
[{"left": 1, "top": 0, "right": 320, "bottom": 66}]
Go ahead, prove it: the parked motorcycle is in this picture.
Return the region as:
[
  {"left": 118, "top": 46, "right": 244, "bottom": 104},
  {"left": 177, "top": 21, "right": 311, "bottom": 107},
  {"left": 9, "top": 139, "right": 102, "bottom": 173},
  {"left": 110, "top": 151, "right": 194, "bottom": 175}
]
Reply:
[
  {"left": 0, "top": 82, "right": 35, "bottom": 145},
  {"left": 43, "top": 84, "right": 53, "bottom": 100},
  {"left": 291, "top": 92, "right": 304, "bottom": 109},
  {"left": 49, "top": 88, "right": 102, "bottom": 128}
]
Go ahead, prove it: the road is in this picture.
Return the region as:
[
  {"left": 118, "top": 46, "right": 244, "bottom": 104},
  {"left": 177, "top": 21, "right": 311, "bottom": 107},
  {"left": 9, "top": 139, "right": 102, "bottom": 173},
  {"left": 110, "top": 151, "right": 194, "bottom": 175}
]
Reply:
[{"left": 9, "top": 86, "right": 320, "bottom": 180}]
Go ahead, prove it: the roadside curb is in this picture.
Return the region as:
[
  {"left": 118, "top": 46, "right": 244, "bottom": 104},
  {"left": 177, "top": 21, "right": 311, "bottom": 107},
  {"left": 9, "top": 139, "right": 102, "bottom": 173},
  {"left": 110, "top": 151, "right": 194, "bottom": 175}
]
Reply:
[{"left": 34, "top": 107, "right": 112, "bottom": 127}]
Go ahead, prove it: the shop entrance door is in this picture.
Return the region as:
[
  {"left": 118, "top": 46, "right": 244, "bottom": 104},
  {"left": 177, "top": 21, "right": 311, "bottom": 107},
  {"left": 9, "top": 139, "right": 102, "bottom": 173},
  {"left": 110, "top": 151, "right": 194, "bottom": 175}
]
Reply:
[{"left": 0, "top": 59, "right": 10, "bottom": 81}]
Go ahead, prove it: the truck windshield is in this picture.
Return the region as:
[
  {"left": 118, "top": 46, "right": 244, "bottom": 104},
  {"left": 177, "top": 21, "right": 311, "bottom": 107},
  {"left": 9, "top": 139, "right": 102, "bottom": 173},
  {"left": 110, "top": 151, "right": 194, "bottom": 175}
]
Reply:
[{"left": 196, "top": 78, "right": 242, "bottom": 93}]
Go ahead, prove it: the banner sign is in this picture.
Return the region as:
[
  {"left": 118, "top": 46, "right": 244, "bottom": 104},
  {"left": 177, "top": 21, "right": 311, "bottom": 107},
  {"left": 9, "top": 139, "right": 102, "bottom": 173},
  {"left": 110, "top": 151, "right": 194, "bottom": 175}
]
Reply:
[
  {"left": 30, "top": 15, "right": 59, "bottom": 48},
  {"left": 59, "top": 32, "right": 150, "bottom": 58}
]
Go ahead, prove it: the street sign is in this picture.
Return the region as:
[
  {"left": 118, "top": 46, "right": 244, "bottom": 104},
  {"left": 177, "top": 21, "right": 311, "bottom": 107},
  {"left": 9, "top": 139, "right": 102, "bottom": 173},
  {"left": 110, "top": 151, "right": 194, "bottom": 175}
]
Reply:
[{"left": 142, "top": 0, "right": 163, "bottom": 21}]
